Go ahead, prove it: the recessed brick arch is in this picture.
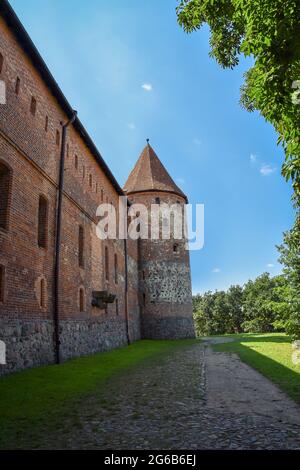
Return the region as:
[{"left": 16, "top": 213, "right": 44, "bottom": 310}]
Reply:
[
  {"left": 0, "top": 159, "right": 13, "bottom": 231},
  {"left": 35, "top": 275, "right": 47, "bottom": 309}
]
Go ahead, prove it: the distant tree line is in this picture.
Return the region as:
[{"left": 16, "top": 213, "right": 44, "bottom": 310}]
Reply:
[{"left": 193, "top": 208, "right": 300, "bottom": 339}]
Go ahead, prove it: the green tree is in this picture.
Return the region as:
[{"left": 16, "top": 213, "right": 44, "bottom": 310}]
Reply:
[
  {"left": 193, "top": 291, "right": 216, "bottom": 336},
  {"left": 277, "top": 211, "right": 300, "bottom": 338},
  {"left": 226, "top": 285, "right": 244, "bottom": 333},
  {"left": 268, "top": 275, "right": 294, "bottom": 332},
  {"left": 242, "top": 273, "right": 279, "bottom": 332},
  {"left": 212, "top": 290, "right": 231, "bottom": 334},
  {"left": 177, "top": 0, "right": 300, "bottom": 189},
  {"left": 193, "top": 289, "right": 242, "bottom": 336}
]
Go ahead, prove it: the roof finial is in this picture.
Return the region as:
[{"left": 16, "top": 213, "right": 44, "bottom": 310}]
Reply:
[{"left": 146, "top": 138, "right": 150, "bottom": 145}]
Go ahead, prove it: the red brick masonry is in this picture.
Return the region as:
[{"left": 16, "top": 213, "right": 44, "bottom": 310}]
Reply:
[{"left": 0, "top": 0, "right": 194, "bottom": 375}]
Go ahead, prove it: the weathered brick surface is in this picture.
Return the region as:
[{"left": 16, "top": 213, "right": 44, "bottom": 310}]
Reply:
[
  {"left": 128, "top": 191, "right": 195, "bottom": 340},
  {"left": 0, "top": 7, "right": 193, "bottom": 376},
  {"left": 0, "top": 15, "right": 140, "bottom": 376}
]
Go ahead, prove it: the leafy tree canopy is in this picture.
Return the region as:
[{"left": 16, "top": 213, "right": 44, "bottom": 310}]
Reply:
[
  {"left": 277, "top": 210, "right": 300, "bottom": 337},
  {"left": 177, "top": 0, "right": 300, "bottom": 189}
]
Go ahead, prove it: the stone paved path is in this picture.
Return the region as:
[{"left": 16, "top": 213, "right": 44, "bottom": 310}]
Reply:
[{"left": 43, "top": 340, "right": 300, "bottom": 449}]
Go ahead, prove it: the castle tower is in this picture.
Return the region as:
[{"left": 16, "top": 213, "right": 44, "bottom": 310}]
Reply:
[{"left": 124, "top": 143, "right": 195, "bottom": 339}]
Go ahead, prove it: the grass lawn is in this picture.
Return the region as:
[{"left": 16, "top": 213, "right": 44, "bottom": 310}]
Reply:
[
  {"left": 0, "top": 339, "right": 196, "bottom": 449},
  {"left": 212, "top": 333, "right": 300, "bottom": 404}
]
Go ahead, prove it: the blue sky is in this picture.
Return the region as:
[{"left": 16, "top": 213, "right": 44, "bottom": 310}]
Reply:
[{"left": 10, "top": 0, "right": 294, "bottom": 294}]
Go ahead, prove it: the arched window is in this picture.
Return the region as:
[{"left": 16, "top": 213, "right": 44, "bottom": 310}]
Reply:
[
  {"left": 114, "top": 253, "right": 118, "bottom": 284},
  {"left": 79, "top": 287, "right": 85, "bottom": 312},
  {"left": 45, "top": 115, "right": 48, "bottom": 132},
  {"left": 105, "top": 246, "right": 109, "bottom": 281},
  {"left": 75, "top": 154, "right": 78, "bottom": 170},
  {"left": 30, "top": 96, "right": 37, "bottom": 116},
  {"left": 89, "top": 174, "right": 92, "bottom": 187},
  {"left": 15, "top": 77, "right": 20, "bottom": 95},
  {"left": 0, "top": 161, "right": 12, "bottom": 230},
  {"left": 78, "top": 225, "right": 84, "bottom": 268},
  {"left": 0, "top": 265, "right": 5, "bottom": 303},
  {"left": 40, "top": 278, "right": 46, "bottom": 308},
  {"left": 0, "top": 52, "right": 3, "bottom": 74},
  {"left": 38, "top": 196, "right": 48, "bottom": 248}
]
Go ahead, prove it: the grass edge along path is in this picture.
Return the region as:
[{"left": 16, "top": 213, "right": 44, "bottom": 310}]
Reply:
[
  {"left": 212, "top": 333, "right": 300, "bottom": 405},
  {"left": 0, "top": 338, "right": 197, "bottom": 449}
]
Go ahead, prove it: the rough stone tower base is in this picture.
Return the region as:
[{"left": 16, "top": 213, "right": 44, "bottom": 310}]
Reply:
[{"left": 141, "top": 316, "right": 195, "bottom": 340}]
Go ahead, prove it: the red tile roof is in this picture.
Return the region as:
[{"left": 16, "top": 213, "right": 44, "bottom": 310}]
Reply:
[{"left": 124, "top": 144, "right": 187, "bottom": 201}]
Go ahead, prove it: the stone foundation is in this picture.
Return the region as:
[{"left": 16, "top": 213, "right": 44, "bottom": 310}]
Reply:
[
  {"left": 141, "top": 315, "right": 195, "bottom": 340},
  {"left": 0, "top": 315, "right": 132, "bottom": 376},
  {"left": 0, "top": 319, "right": 54, "bottom": 376},
  {"left": 59, "top": 317, "right": 128, "bottom": 361}
]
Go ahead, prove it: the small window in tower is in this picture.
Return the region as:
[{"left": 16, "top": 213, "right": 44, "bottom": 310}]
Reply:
[
  {"left": 15, "top": 77, "right": 20, "bottom": 95},
  {"left": 155, "top": 197, "right": 160, "bottom": 204},
  {"left": 0, "top": 52, "right": 3, "bottom": 74},
  {"left": 116, "top": 298, "right": 119, "bottom": 316},
  {"left": 79, "top": 287, "right": 85, "bottom": 312},
  {"left": 143, "top": 293, "right": 146, "bottom": 306},
  {"left": 173, "top": 243, "right": 179, "bottom": 253},
  {"left": 89, "top": 174, "right": 92, "bottom": 187},
  {"left": 142, "top": 271, "right": 145, "bottom": 280},
  {"left": 56, "top": 130, "right": 60, "bottom": 146},
  {"left": 40, "top": 278, "right": 46, "bottom": 308},
  {"left": 0, "top": 161, "right": 12, "bottom": 231},
  {"left": 75, "top": 154, "right": 78, "bottom": 170},
  {"left": 79, "top": 225, "right": 84, "bottom": 268},
  {"left": 45, "top": 115, "right": 48, "bottom": 132},
  {"left": 30, "top": 96, "right": 37, "bottom": 116},
  {"left": 0, "top": 265, "right": 5, "bottom": 303},
  {"left": 114, "top": 253, "right": 118, "bottom": 284},
  {"left": 38, "top": 195, "right": 48, "bottom": 248},
  {"left": 105, "top": 246, "right": 109, "bottom": 282}
]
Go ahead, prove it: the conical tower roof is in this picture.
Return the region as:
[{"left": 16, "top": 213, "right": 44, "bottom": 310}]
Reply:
[{"left": 124, "top": 143, "right": 187, "bottom": 201}]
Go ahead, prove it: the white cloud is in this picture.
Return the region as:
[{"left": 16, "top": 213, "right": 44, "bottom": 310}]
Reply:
[
  {"left": 267, "top": 263, "right": 275, "bottom": 268},
  {"left": 142, "top": 83, "right": 152, "bottom": 92},
  {"left": 250, "top": 153, "right": 257, "bottom": 163},
  {"left": 260, "top": 165, "right": 276, "bottom": 176},
  {"left": 127, "top": 123, "right": 136, "bottom": 130},
  {"left": 212, "top": 268, "right": 221, "bottom": 273},
  {"left": 176, "top": 177, "right": 185, "bottom": 185},
  {"left": 193, "top": 138, "right": 202, "bottom": 146}
]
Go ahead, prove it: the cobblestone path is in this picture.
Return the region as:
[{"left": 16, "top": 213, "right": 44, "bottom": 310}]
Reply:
[{"left": 43, "top": 341, "right": 300, "bottom": 449}]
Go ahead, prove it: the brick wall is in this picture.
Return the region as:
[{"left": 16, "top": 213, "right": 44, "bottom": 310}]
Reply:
[
  {"left": 128, "top": 191, "right": 195, "bottom": 340},
  {"left": 0, "top": 16, "right": 140, "bottom": 375}
]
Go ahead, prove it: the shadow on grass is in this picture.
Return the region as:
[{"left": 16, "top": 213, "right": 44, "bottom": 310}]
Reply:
[
  {"left": 213, "top": 334, "right": 300, "bottom": 405},
  {"left": 0, "top": 338, "right": 197, "bottom": 449}
]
